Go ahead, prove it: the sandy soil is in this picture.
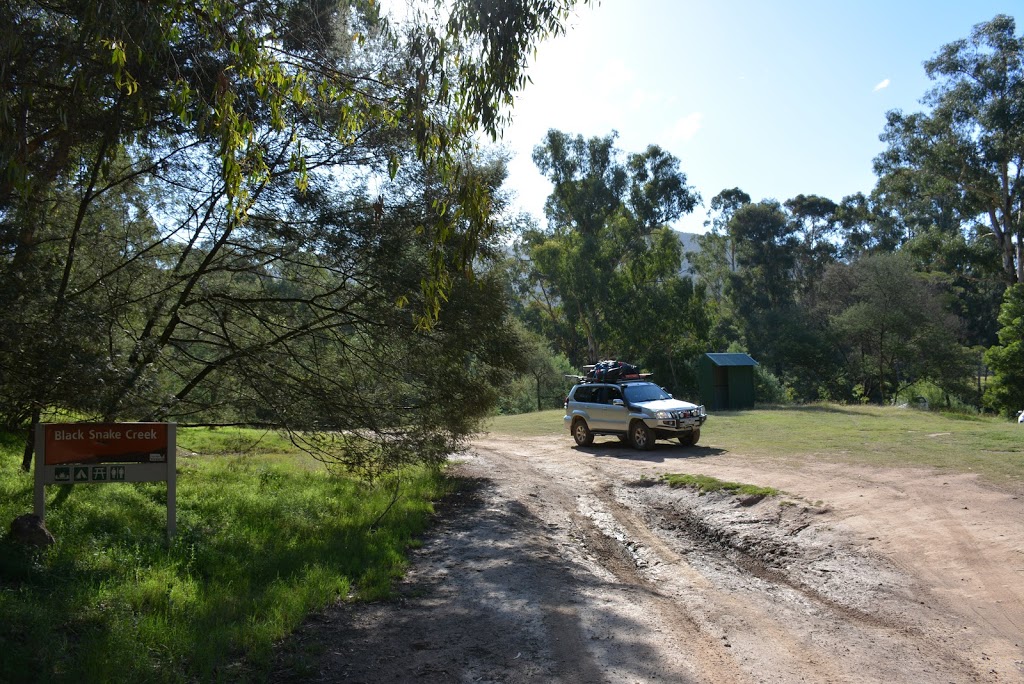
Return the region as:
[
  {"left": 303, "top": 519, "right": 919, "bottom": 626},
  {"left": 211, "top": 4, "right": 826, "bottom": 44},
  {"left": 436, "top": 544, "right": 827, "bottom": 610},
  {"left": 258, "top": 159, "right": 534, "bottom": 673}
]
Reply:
[{"left": 275, "top": 432, "right": 1024, "bottom": 683}]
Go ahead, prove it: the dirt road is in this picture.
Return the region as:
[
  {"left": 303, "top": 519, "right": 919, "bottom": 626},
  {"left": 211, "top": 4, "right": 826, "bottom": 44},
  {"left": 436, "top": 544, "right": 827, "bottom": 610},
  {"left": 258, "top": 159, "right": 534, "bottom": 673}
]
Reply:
[{"left": 278, "top": 433, "right": 1024, "bottom": 683}]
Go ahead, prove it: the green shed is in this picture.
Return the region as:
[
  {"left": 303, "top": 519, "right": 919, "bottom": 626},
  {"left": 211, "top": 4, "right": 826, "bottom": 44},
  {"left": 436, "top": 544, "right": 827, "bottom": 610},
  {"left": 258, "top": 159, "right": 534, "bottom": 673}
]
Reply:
[{"left": 698, "top": 353, "right": 758, "bottom": 410}]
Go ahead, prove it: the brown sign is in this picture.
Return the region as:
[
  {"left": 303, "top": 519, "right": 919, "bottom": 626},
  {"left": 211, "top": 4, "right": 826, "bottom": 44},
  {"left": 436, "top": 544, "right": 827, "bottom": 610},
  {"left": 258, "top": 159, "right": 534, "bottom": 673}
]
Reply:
[{"left": 43, "top": 423, "right": 169, "bottom": 465}]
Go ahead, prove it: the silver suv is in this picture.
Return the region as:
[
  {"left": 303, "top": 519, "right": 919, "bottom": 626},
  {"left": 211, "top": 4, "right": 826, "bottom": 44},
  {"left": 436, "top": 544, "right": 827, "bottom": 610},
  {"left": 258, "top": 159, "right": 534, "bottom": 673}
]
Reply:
[{"left": 564, "top": 380, "right": 706, "bottom": 450}]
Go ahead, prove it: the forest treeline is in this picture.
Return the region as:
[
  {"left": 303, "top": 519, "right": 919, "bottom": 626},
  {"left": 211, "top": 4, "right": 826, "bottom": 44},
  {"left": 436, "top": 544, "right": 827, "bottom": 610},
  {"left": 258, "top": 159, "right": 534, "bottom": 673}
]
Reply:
[
  {"left": 1, "top": 3, "right": 1022, "bottom": 475},
  {"left": 510, "top": 13, "right": 1024, "bottom": 417}
]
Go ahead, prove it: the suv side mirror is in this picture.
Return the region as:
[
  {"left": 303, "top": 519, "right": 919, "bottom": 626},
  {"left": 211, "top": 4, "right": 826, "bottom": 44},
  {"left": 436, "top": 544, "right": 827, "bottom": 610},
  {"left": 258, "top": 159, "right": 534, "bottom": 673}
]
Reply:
[{"left": 612, "top": 399, "right": 624, "bottom": 407}]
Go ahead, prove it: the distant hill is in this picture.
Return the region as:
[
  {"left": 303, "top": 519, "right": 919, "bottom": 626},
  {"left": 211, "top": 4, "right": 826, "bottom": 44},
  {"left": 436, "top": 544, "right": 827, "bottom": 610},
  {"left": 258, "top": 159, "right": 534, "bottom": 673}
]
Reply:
[
  {"left": 503, "top": 229, "right": 705, "bottom": 278},
  {"left": 675, "top": 230, "right": 703, "bottom": 278}
]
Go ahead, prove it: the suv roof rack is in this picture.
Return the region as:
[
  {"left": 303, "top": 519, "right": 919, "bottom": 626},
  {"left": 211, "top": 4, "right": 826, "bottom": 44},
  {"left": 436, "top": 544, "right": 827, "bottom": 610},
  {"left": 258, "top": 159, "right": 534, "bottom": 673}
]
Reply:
[{"left": 563, "top": 373, "right": 654, "bottom": 384}]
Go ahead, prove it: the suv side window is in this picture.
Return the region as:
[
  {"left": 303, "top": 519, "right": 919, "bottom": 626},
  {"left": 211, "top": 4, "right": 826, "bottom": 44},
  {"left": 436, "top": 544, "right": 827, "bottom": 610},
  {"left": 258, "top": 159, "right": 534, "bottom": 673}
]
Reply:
[
  {"left": 573, "top": 386, "right": 596, "bottom": 403},
  {"left": 597, "top": 386, "right": 622, "bottom": 404}
]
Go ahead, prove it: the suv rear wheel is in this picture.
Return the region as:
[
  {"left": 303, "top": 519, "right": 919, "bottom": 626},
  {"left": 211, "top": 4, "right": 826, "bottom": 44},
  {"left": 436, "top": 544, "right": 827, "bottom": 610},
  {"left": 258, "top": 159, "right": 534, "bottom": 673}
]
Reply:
[
  {"left": 629, "top": 421, "right": 654, "bottom": 450},
  {"left": 572, "top": 418, "right": 594, "bottom": 446}
]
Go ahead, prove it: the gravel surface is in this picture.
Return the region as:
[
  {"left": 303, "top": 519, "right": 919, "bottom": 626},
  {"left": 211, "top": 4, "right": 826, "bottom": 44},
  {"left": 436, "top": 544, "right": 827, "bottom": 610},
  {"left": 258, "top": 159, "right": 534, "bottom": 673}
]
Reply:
[{"left": 275, "top": 433, "right": 1024, "bottom": 683}]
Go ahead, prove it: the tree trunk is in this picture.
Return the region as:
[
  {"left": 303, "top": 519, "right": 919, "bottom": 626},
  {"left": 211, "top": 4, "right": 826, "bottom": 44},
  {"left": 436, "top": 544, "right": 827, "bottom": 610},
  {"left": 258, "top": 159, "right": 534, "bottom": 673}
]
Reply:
[
  {"left": 579, "top": 303, "right": 600, "bottom": 363},
  {"left": 1016, "top": 234, "right": 1024, "bottom": 284},
  {"left": 878, "top": 332, "right": 886, "bottom": 405},
  {"left": 21, "top": 408, "right": 40, "bottom": 472},
  {"left": 989, "top": 208, "right": 1018, "bottom": 284}
]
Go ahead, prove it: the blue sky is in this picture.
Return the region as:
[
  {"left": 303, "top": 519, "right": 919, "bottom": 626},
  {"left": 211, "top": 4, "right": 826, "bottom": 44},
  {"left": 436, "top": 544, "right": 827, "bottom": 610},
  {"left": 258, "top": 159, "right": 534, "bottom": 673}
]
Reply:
[{"left": 499, "top": 1, "right": 1024, "bottom": 234}]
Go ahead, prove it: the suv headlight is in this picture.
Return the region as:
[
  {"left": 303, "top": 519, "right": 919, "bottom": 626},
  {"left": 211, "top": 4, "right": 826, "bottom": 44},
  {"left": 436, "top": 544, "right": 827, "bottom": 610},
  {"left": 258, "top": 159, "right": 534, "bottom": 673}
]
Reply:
[{"left": 655, "top": 410, "right": 672, "bottom": 420}]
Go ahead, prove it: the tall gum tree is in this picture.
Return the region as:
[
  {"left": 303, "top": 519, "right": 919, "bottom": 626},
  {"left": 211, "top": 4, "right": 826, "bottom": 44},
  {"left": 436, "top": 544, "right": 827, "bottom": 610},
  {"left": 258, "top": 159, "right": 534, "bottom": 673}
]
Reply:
[
  {"left": 521, "top": 130, "right": 700, "bottom": 367},
  {"left": 874, "top": 14, "right": 1024, "bottom": 283}
]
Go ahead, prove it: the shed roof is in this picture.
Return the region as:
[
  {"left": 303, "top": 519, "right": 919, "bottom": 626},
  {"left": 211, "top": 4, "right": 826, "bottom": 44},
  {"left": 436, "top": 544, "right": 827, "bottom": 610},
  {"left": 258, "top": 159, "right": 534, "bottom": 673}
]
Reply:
[{"left": 704, "top": 352, "right": 758, "bottom": 367}]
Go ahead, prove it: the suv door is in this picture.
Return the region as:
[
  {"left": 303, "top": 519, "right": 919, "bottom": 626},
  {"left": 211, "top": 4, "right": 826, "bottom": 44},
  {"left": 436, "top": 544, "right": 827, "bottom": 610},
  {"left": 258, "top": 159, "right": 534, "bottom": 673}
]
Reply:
[
  {"left": 590, "top": 385, "right": 627, "bottom": 431},
  {"left": 568, "top": 385, "right": 597, "bottom": 428}
]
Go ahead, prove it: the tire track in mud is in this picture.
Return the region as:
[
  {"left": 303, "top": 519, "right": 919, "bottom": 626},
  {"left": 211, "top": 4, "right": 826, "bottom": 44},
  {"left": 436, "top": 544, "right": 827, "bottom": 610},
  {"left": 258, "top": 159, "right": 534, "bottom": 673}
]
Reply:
[
  {"left": 471, "top": 440, "right": 729, "bottom": 679},
  {"left": 624, "top": 484, "right": 907, "bottom": 632},
  {"left": 578, "top": 483, "right": 853, "bottom": 684},
  {"left": 475, "top": 441, "right": 746, "bottom": 682},
  {"left": 480, "top": 441, "right": 851, "bottom": 683},
  {"left": 565, "top": 506, "right": 748, "bottom": 683},
  {"left": 473, "top": 437, "right": 986, "bottom": 683}
]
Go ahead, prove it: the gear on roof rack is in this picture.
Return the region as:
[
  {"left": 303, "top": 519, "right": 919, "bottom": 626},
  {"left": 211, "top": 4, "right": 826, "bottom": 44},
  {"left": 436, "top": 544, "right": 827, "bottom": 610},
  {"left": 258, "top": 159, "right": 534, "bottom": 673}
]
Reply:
[{"left": 566, "top": 359, "right": 649, "bottom": 383}]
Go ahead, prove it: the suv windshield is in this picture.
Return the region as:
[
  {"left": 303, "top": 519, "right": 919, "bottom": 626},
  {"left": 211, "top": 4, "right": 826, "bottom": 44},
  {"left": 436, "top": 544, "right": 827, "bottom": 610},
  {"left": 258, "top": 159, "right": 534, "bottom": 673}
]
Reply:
[{"left": 622, "top": 383, "right": 671, "bottom": 404}]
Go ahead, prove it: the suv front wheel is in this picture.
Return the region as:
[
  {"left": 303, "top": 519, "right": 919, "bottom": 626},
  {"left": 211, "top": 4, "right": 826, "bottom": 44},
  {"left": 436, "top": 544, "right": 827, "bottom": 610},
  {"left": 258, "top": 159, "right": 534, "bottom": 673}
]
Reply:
[
  {"left": 678, "top": 428, "right": 700, "bottom": 447},
  {"left": 629, "top": 421, "right": 654, "bottom": 450},
  {"left": 572, "top": 418, "right": 594, "bottom": 446}
]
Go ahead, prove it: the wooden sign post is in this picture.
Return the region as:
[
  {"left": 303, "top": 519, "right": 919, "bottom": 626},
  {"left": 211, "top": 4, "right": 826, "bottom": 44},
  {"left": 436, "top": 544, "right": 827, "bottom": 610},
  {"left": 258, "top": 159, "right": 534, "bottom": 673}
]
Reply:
[{"left": 34, "top": 423, "right": 177, "bottom": 539}]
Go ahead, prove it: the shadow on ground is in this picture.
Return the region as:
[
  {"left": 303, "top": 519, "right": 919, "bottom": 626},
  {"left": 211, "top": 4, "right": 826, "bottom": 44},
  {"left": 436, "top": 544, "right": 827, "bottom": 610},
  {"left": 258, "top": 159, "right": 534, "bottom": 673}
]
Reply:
[
  {"left": 575, "top": 440, "right": 727, "bottom": 463},
  {"left": 272, "top": 475, "right": 696, "bottom": 683}
]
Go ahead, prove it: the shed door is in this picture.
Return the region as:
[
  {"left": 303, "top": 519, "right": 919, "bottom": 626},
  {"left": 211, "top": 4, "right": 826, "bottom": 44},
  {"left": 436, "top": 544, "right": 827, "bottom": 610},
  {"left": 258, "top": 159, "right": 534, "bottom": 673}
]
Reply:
[{"left": 713, "top": 366, "right": 729, "bottom": 410}]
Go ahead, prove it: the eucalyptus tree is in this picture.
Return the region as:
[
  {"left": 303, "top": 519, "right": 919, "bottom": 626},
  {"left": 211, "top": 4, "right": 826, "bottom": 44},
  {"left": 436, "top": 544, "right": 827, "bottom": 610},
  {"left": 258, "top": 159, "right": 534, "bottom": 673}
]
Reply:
[
  {"left": 606, "top": 228, "right": 710, "bottom": 392},
  {"left": 835, "top": 188, "right": 1003, "bottom": 350},
  {"left": 727, "top": 200, "right": 798, "bottom": 306},
  {"left": 520, "top": 130, "right": 701, "bottom": 368},
  {"left": 0, "top": 0, "right": 591, "bottom": 473},
  {"left": 901, "top": 226, "right": 1005, "bottom": 349},
  {"left": 716, "top": 199, "right": 840, "bottom": 399},
  {"left": 834, "top": 192, "right": 905, "bottom": 259},
  {"left": 874, "top": 14, "right": 1024, "bottom": 283},
  {"left": 819, "top": 252, "right": 972, "bottom": 405},
  {"left": 784, "top": 194, "right": 841, "bottom": 301},
  {"left": 689, "top": 188, "right": 750, "bottom": 307},
  {"left": 723, "top": 201, "right": 797, "bottom": 362}
]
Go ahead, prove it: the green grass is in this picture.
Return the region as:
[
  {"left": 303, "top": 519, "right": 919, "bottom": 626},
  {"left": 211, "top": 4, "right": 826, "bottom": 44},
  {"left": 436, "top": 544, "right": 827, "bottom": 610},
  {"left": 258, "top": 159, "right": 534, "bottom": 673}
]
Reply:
[
  {"left": 483, "top": 409, "right": 570, "bottom": 438},
  {"left": 175, "top": 427, "right": 297, "bottom": 459},
  {"left": 660, "top": 473, "right": 779, "bottom": 497},
  {"left": 0, "top": 427, "right": 454, "bottom": 683},
  {"left": 487, "top": 404, "right": 1024, "bottom": 487}
]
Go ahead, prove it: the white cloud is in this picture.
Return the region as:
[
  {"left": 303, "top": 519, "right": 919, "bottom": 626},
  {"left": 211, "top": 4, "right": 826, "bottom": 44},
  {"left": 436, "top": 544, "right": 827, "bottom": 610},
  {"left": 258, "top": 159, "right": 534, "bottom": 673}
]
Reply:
[
  {"left": 668, "top": 112, "right": 704, "bottom": 143},
  {"left": 873, "top": 78, "right": 891, "bottom": 92}
]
